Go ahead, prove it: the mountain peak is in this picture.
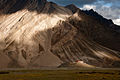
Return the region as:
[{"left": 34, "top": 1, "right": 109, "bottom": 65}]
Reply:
[
  {"left": 65, "top": 4, "right": 79, "bottom": 13},
  {"left": 82, "top": 9, "right": 114, "bottom": 25}
]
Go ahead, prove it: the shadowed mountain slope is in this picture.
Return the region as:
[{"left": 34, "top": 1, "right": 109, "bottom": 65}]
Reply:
[
  {"left": 0, "top": 0, "right": 120, "bottom": 68},
  {"left": 66, "top": 4, "right": 120, "bottom": 52},
  {"left": 82, "top": 9, "right": 120, "bottom": 32}
]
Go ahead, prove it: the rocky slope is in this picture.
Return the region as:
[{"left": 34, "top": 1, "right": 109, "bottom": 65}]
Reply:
[
  {"left": 82, "top": 9, "right": 120, "bottom": 32},
  {"left": 0, "top": 0, "right": 120, "bottom": 68},
  {"left": 66, "top": 4, "right": 120, "bottom": 52}
]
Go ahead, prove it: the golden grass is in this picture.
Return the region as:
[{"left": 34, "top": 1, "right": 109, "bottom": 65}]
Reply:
[{"left": 0, "top": 69, "right": 120, "bottom": 80}]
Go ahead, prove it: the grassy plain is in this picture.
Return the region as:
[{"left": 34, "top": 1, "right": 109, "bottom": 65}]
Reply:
[{"left": 0, "top": 68, "right": 120, "bottom": 80}]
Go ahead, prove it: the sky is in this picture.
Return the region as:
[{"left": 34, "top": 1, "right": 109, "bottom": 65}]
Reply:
[{"left": 48, "top": 0, "right": 120, "bottom": 25}]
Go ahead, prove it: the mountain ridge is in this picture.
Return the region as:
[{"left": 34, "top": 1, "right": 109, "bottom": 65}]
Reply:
[{"left": 0, "top": 0, "right": 120, "bottom": 68}]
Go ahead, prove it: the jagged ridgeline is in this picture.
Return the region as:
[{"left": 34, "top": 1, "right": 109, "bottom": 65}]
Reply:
[{"left": 0, "top": 0, "right": 120, "bottom": 68}]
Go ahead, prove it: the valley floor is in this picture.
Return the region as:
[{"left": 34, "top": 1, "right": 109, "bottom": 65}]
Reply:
[{"left": 0, "top": 68, "right": 120, "bottom": 80}]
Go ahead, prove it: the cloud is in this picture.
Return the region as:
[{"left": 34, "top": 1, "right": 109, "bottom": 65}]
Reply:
[
  {"left": 102, "top": 0, "right": 120, "bottom": 6},
  {"left": 82, "top": 5, "right": 96, "bottom": 10},
  {"left": 96, "top": 6, "right": 120, "bottom": 19},
  {"left": 113, "top": 19, "right": 120, "bottom": 25},
  {"left": 47, "top": 0, "right": 97, "bottom": 7}
]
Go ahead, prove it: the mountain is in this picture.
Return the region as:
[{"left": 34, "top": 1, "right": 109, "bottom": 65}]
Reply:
[
  {"left": 82, "top": 9, "right": 114, "bottom": 25},
  {"left": 66, "top": 4, "right": 120, "bottom": 52},
  {"left": 0, "top": 0, "right": 120, "bottom": 68},
  {"left": 81, "top": 9, "right": 120, "bottom": 32}
]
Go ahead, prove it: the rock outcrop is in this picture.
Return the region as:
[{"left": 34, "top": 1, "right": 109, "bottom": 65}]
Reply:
[{"left": 0, "top": 0, "right": 120, "bottom": 68}]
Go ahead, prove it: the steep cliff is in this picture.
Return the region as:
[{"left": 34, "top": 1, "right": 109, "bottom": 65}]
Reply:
[{"left": 0, "top": 0, "right": 120, "bottom": 68}]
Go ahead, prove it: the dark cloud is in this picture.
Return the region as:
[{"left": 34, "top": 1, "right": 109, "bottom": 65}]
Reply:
[
  {"left": 99, "top": 0, "right": 120, "bottom": 7},
  {"left": 47, "top": 0, "right": 97, "bottom": 7},
  {"left": 102, "top": 0, "right": 120, "bottom": 3}
]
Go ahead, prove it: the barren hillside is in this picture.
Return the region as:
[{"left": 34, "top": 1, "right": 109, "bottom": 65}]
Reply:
[{"left": 0, "top": 0, "right": 120, "bottom": 68}]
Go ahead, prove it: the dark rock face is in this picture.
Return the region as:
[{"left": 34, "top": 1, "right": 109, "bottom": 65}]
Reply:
[
  {"left": 0, "top": 0, "right": 47, "bottom": 14},
  {"left": 81, "top": 9, "right": 120, "bottom": 32},
  {"left": 0, "top": 0, "right": 27, "bottom": 13},
  {"left": 8, "top": 0, "right": 28, "bottom": 13},
  {"left": 36, "top": 0, "right": 47, "bottom": 12},
  {"left": 82, "top": 9, "right": 114, "bottom": 25},
  {"left": 65, "top": 4, "right": 79, "bottom": 13}
]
